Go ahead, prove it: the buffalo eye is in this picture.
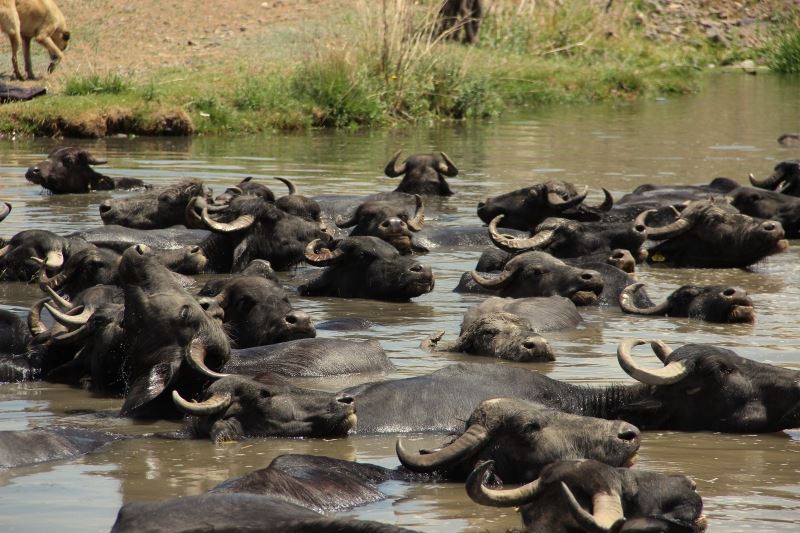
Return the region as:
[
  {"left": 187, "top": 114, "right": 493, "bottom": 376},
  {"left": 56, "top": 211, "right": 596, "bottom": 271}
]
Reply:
[
  {"left": 531, "top": 268, "right": 545, "bottom": 276},
  {"left": 523, "top": 421, "right": 541, "bottom": 433},
  {"left": 259, "top": 390, "right": 270, "bottom": 399},
  {"left": 179, "top": 305, "right": 191, "bottom": 322}
]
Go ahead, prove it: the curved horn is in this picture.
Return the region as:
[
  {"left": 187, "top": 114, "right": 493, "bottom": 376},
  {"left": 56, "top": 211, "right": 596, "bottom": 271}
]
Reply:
[
  {"left": 749, "top": 171, "right": 784, "bottom": 190},
  {"left": 274, "top": 177, "right": 296, "bottom": 195},
  {"left": 547, "top": 186, "right": 588, "bottom": 209},
  {"left": 335, "top": 211, "right": 359, "bottom": 229},
  {"left": 561, "top": 482, "right": 625, "bottom": 533},
  {"left": 397, "top": 424, "right": 488, "bottom": 472},
  {"left": 200, "top": 203, "right": 255, "bottom": 233},
  {"left": 304, "top": 239, "right": 345, "bottom": 266},
  {"left": 42, "top": 285, "right": 73, "bottom": 311},
  {"left": 51, "top": 323, "right": 92, "bottom": 345},
  {"left": 172, "top": 390, "right": 232, "bottom": 416},
  {"left": 489, "top": 215, "right": 556, "bottom": 252},
  {"left": 0, "top": 202, "right": 11, "bottom": 223},
  {"left": 618, "top": 283, "right": 671, "bottom": 315},
  {"left": 407, "top": 195, "right": 425, "bottom": 232},
  {"left": 593, "top": 188, "right": 614, "bottom": 211},
  {"left": 384, "top": 150, "right": 407, "bottom": 177},
  {"left": 651, "top": 339, "right": 673, "bottom": 363},
  {"left": 44, "top": 303, "right": 92, "bottom": 328},
  {"left": 641, "top": 212, "right": 693, "bottom": 240},
  {"left": 185, "top": 339, "right": 230, "bottom": 379},
  {"left": 0, "top": 244, "right": 10, "bottom": 258},
  {"left": 437, "top": 152, "right": 459, "bottom": 177},
  {"left": 470, "top": 268, "right": 517, "bottom": 289},
  {"left": 617, "top": 339, "right": 690, "bottom": 386},
  {"left": 28, "top": 298, "right": 49, "bottom": 336},
  {"left": 466, "top": 460, "right": 542, "bottom": 507},
  {"left": 633, "top": 209, "right": 654, "bottom": 229}
]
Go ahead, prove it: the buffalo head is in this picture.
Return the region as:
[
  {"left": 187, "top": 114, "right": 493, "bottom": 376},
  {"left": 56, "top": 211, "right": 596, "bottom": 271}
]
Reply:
[{"left": 384, "top": 150, "right": 458, "bottom": 196}]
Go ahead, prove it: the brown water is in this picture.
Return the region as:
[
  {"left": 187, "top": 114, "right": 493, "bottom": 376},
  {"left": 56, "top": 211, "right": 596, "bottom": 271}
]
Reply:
[{"left": 1, "top": 73, "right": 800, "bottom": 532}]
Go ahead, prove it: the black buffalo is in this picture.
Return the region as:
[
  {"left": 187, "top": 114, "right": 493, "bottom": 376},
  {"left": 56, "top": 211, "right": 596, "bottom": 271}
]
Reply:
[
  {"left": 641, "top": 199, "right": 788, "bottom": 268},
  {"left": 620, "top": 283, "right": 755, "bottom": 323},
  {"left": 749, "top": 160, "right": 800, "bottom": 196},
  {"left": 198, "top": 275, "right": 315, "bottom": 348},
  {"left": 0, "top": 427, "right": 119, "bottom": 468},
  {"left": 335, "top": 195, "right": 425, "bottom": 254},
  {"left": 0, "top": 230, "right": 90, "bottom": 281},
  {"left": 99, "top": 180, "right": 207, "bottom": 229},
  {"left": 729, "top": 185, "right": 800, "bottom": 238},
  {"left": 467, "top": 459, "right": 705, "bottom": 533},
  {"left": 383, "top": 151, "right": 459, "bottom": 195},
  {"left": 25, "top": 147, "right": 147, "bottom": 194},
  {"left": 300, "top": 237, "right": 434, "bottom": 300},
  {"left": 477, "top": 180, "right": 613, "bottom": 230}
]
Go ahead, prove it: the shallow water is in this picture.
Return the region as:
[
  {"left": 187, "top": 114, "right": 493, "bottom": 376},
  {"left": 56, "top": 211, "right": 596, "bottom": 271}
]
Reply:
[{"left": 1, "top": 73, "right": 800, "bottom": 532}]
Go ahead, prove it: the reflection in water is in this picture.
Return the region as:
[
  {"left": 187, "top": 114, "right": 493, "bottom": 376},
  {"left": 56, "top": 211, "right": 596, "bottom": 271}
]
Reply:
[{"left": 1, "top": 75, "right": 800, "bottom": 532}]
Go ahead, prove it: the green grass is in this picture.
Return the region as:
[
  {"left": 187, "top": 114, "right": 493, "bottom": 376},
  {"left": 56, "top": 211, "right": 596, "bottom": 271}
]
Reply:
[
  {"left": 1, "top": 0, "right": 798, "bottom": 137},
  {"left": 767, "top": 30, "right": 800, "bottom": 73}
]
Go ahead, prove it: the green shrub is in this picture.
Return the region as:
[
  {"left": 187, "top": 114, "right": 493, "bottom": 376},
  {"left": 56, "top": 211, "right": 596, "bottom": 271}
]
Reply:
[
  {"left": 64, "top": 74, "right": 132, "bottom": 95},
  {"left": 768, "top": 31, "right": 800, "bottom": 74}
]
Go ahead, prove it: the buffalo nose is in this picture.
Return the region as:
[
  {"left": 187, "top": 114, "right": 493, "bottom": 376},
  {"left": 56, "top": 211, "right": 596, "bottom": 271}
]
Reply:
[
  {"left": 410, "top": 264, "right": 424, "bottom": 273},
  {"left": 477, "top": 201, "right": 486, "bottom": 209},
  {"left": 580, "top": 271, "right": 598, "bottom": 281},
  {"left": 760, "top": 220, "right": 784, "bottom": 237},
  {"left": 633, "top": 223, "right": 646, "bottom": 233},
  {"left": 721, "top": 287, "right": 746, "bottom": 299},
  {"left": 30, "top": 166, "right": 40, "bottom": 175},
  {"left": 617, "top": 424, "right": 640, "bottom": 442},
  {"left": 190, "top": 246, "right": 201, "bottom": 254},
  {"left": 99, "top": 201, "right": 112, "bottom": 214},
  {"left": 337, "top": 396, "right": 354, "bottom": 405}
]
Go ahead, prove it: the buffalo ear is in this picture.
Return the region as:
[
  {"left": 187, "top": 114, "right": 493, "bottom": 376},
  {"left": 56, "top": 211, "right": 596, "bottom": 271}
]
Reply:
[{"left": 120, "top": 361, "right": 180, "bottom": 417}]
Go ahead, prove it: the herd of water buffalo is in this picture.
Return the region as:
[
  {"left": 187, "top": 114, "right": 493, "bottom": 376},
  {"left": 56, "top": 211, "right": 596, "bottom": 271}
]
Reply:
[{"left": 2, "top": 146, "right": 800, "bottom": 531}]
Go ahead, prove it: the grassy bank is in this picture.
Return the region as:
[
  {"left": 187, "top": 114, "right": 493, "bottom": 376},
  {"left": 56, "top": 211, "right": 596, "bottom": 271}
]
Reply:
[{"left": 1, "top": 0, "right": 798, "bottom": 137}]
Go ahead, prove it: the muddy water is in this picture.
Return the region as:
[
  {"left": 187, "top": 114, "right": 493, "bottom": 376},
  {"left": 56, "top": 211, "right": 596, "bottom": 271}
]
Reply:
[{"left": 1, "top": 73, "right": 800, "bottom": 532}]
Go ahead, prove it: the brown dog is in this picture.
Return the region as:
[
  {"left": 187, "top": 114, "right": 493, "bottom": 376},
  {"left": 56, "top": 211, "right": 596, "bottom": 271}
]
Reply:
[{"left": 0, "top": 0, "right": 69, "bottom": 80}]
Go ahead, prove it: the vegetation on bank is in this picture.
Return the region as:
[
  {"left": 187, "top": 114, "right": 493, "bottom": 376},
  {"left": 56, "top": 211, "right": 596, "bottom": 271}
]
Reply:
[{"left": 1, "top": 0, "right": 798, "bottom": 137}]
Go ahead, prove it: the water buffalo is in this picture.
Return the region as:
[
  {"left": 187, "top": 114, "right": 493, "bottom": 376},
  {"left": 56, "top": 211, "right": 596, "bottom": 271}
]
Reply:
[
  {"left": 214, "top": 176, "right": 279, "bottom": 204},
  {"left": 110, "top": 493, "right": 414, "bottom": 533},
  {"left": 641, "top": 199, "right": 788, "bottom": 268},
  {"left": 423, "top": 296, "right": 582, "bottom": 361},
  {"left": 223, "top": 338, "right": 394, "bottom": 377},
  {"left": 99, "top": 179, "right": 207, "bottom": 229},
  {"left": 467, "top": 459, "right": 705, "bottom": 533},
  {"left": 0, "top": 229, "right": 90, "bottom": 281},
  {"left": 749, "top": 160, "right": 800, "bottom": 196},
  {"left": 779, "top": 133, "right": 800, "bottom": 146},
  {"left": 477, "top": 180, "right": 613, "bottom": 230},
  {"left": 729, "top": 185, "right": 800, "bottom": 238},
  {"left": 176, "top": 339, "right": 800, "bottom": 441},
  {"left": 198, "top": 275, "right": 315, "bottom": 348},
  {"left": 620, "top": 283, "right": 755, "bottom": 323},
  {"left": 0, "top": 427, "right": 119, "bottom": 468},
  {"left": 189, "top": 195, "right": 331, "bottom": 272},
  {"left": 486, "top": 215, "right": 648, "bottom": 263},
  {"left": 437, "top": 0, "right": 483, "bottom": 44},
  {"left": 335, "top": 195, "right": 425, "bottom": 254},
  {"left": 396, "top": 398, "right": 640, "bottom": 483},
  {"left": 464, "top": 251, "right": 603, "bottom": 304},
  {"left": 383, "top": 150, "right": 458, "bottom": 196},
  {"left": 25, "top": 147, "right": 147, "bottom": 194},
  {"left": 70, "top": 225, "right": 210, "bottom": 253},
  {"left": 300, "top": 237, "right": 434, "bottom": 300}
]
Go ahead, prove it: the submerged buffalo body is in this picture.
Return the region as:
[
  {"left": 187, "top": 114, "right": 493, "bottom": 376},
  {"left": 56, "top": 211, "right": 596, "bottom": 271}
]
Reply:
[
  {"left": 620, "top": 283, "right": 755, "bottom": 323},
  {"left": 749, "top": 160, "right": 800, "bottom": 196},
  {"left": 99, "top": 180, "right": 207, "bottom": 229},
  {"left": 25, "top": 147, "right": 147, "bottom": 194},
  {"left": 0, "top": 427, "right": 119, "bottom": 468},
  {"left": 383, "top": 151, "right": 458, "bottom": 196},
  {"left": 730, "top": 186, "right": 800, "bottom": 238}
]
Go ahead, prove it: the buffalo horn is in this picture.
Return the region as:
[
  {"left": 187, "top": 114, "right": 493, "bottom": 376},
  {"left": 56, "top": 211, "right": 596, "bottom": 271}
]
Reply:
[
  {"left": 470, "top": 267, "right": 517, "bottom": 289},
  {"left": 561, "top": 482, "right": 625, "bottom": 532},
  {"left": 185, "top": 339, "right": 229, "bottom": 379},
  {"left": 466, "top": 460, "right": 542, "bottom": 507},
  {"left": 650, "top": 339, "right": 673, "bottom": 363},
  {"left": 384, "top": 150, "right": 407, "bottom": 177},
  {"left": 396, "top": 424, "right": 488, "bottom": 472},
  {"left": 640, "top": 211, "right": 693, "bottom": 240},
  {"left": 44, "top": 303, "right": 92, "bottom": 328},
  {"left": 172, "top": 390, "right": 232, "bottom": 416},
  {"left": 28, "top": 298, "right": 49, "bottom": 336},
  {"left": 44, "top": 250, "right": 64, "bottom": 270},
  {"left": 274, "top": 177, "right": 296, "bottom": 195},
  {"left": 617, "top": 339, "right": 690, "bottom": 385},
  {"left": 0, "top": 202, "right": 11, "bottom": 222},
  {"left": 335, "top": 211, "right": 359, "bottom": 229},
  {"left": 618, "top": 283, "right": 671, "bottom": 315},
  {"left": 0, "top": 244, "right": 10, "bottom": 258},
  {"left": 438, "top": 152, "right": 459, "bottom": 177},
  {"left": 51, "top": 323, "right": 92, "bottom": 345},
  {"left": 304, "top": 239, "right": 344, "bottom": 266},
  {"left": 489, "top": 215, "right": 555, "bottom": 252},
  {"left": 749, "top": 171, "right": 784, "bottom": 190},
  {"left": 43, "top": 285, "right": 73, "bottom": 311},
  {"left": 594, "top": 188, "right": 614, "bottom": 211},
  {"left": 547, "top": 186, "right": 588, "bottom": 209},
  {"left": 407, "top": 195, "right": 425, "bottom": 231},
  {"left": 200, "top": 202, "right": 255, "bottom": 233}
]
